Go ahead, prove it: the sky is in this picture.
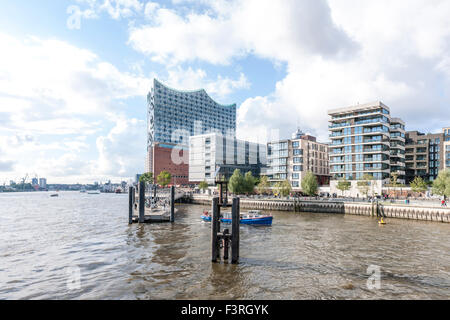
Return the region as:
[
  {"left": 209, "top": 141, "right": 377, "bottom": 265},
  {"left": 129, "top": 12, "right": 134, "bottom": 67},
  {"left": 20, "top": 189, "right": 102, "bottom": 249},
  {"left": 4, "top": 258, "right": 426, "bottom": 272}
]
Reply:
[{"left": 0, "top": 0, "right": 449, "bottom": 184}]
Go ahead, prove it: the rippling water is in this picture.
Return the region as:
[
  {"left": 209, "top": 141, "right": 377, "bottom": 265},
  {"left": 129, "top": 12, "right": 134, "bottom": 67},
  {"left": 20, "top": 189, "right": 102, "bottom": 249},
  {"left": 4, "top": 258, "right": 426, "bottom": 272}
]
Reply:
[{"left": 0, "top": 192, "right": 449, "bottom": 300}]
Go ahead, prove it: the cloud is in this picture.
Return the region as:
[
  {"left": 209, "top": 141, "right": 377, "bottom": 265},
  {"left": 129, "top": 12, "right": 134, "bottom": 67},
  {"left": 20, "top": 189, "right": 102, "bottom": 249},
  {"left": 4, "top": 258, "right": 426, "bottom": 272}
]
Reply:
[
  {"left": 0, "top": 32, "right": 151, "bottom": 183},
  {"left": 75, "top": 0, "right": 144, "bottom": 20},
  {"left": 0, "top": 160, "right": 15, "bottom": 172},
  {"left": 95, "top": 114, "right": 146, "bottom": 177},
  {"left": 162, "top": 66, "right": 250, "bottom": 100},
  {"left": 129, "top": 0, "right": 356, "bottom": 65},
  {"left": 128, "top": 0, "right": 450, "bottom": 143}
]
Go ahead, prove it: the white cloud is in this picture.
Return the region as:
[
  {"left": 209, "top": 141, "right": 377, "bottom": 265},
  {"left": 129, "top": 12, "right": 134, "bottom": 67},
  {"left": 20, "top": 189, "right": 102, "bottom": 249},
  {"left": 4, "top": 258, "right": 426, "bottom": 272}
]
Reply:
[
  {"left": 129, "top": 0, "right": 355, "bottom": 65},
  {"left": 95, "top": 114, "right": 146, "bottom": 177},
  {"left": 76, "top": 0, "right": 144, "bottom": 20},
  {"left": 0, "top": 32, "right": 150, "bottom": 183},
  {"left": 128, "top": 0, "right": 450, "bottom": 143},
  {"left": 162, "top": 66, "right": 250, "bottom": 100}
]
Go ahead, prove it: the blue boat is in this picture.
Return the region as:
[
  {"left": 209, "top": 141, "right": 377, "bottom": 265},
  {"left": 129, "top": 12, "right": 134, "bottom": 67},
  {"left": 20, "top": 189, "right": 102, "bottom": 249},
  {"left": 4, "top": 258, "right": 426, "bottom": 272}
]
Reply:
[{"left": 201, "top": 210, "right": 273, "bottom": 225}]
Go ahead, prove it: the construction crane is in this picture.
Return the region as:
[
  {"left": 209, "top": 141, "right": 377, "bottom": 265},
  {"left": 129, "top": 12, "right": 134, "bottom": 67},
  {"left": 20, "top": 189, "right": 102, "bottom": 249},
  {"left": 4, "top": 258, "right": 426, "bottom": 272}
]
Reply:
[{"left": 20, "top": 173, "right": 29, "bottom": 191}]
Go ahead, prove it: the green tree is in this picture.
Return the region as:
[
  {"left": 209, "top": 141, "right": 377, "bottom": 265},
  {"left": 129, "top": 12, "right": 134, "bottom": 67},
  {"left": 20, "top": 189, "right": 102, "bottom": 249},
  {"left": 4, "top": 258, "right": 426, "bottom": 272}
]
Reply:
[
  {"left": 256, "top": 175, "right": 270, "bottom": 194},
  {"left": 139, "top": 172, "right": 154, "bottom": 184},
  {"left": 389, "top": 171, "right": 402, "bottom": 188},
  {"left": 228, "top": 169, "right": 245, "bottom": 194},
  {"left": 336, "top": 178, "right": 351, "bottom": 196},
  {"left": 357, "top": 174, "right": 374, "bottom": 197},
  {"left": 410, "top": 176, "right": 428, "bottom": 194},
  {"left": 301, "top": 171, "right": 318, "bottom": 196},
  {"left": 432, "top": 169, "right": 450, "bottom": 198},
  {"left": 275, "top": 180, "right": 292, "bottom": 197},
  {"left": 243, "top": 171, "right": 256, "bottom": 194},
  {"left": 157, "top": 171, "right": 172, "bottom": 187},
  {"left": 199, "top": 180, "right": 209, "bottom": 192}
]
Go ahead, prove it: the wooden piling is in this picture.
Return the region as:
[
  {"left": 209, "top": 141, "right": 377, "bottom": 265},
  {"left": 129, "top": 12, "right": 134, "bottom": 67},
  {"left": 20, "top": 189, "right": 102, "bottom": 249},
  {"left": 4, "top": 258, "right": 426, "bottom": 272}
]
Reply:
[
  {"left": 139, "top": 181, "right": 145, "bottom": 223},
  {"left": 223, "top": 229, "right": 229, "bottom": 260},
  {"left": 128, "top": 186, "right": 134, "bottom": 224},
  {"left": 231, "top": 197, "right": 240, "bottom": 264},
  {"left": 211, "top": 197, "right": 220, "bottom": 262},
  {"left": 170, "top": 185, "right": 175, "bottom": 222}
]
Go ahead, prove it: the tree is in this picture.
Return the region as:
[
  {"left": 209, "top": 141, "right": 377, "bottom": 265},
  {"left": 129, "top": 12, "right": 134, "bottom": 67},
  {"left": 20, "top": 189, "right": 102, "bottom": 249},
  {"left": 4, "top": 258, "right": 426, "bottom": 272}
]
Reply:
[
  {"left": 275, "top": 180, "right": 291, "bottom": 197},
  {"left": 228, "top": 169, "right": 245, "bottom": 194},
  {"left": 199, "top": 181, "right": 209, "bottom": 192},
  {"left": 256, "top": 175, "right": 270, "bottom": 194},
  {"left": 243, "top": 171, "right": 256, "bottom": 194},
  {"left": 301, "top": 171, "right": 318, "bottom": 196},
  {"left": 389, "top": 172, "right": 402, "bottom": 188},
  {"left": 336, "top": 178, "right": 351, "bottom": 196},
  {"left": 157, "top": 171, "right": 172, "bottom": 187},
  {"left": 139, "top": 172, "right": 154, "bottom": 184},
  {"left": 432, "top": 169, "right": 450, "bottom": 199},
  {"left": 357, "top": 174, "right": 374, "bottom": 198},
  {"left": 410, "top": 176, "right": 428, "bottom": 194}
]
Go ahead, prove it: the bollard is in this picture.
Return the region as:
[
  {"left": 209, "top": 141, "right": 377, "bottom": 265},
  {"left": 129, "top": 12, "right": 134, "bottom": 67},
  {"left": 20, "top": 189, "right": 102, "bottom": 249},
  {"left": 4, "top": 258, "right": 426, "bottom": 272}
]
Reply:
[
  {"left": 231, "top": 197, "right": 240, "bottom": 264},
  {"left": 128, "top": 186, "right": 134, "bottom": 224},
  {"left": 170, "top": 186, "right": 175, "bottom": 223},
  {"left": 139, "top": 181, "right": 145, "bottom": 223},
  {"left": 211, "top": 197, "right": 220, "bottom": 262}
]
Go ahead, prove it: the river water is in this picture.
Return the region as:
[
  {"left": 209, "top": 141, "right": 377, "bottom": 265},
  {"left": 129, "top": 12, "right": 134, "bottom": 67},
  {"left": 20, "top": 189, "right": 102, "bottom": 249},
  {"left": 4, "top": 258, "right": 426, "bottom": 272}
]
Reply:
[{"left": 0, "top": 192, "right": 449, "bottom": 300}]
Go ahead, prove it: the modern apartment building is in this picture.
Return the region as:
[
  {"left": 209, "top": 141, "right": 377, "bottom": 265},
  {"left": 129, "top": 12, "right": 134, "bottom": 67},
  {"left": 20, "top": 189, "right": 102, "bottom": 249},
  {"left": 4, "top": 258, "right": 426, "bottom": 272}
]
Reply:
[
  {"left": 189, "top": 133, "right": 267, "bottom": 184},
  {"left": 444, "top": 127, "right": 450, "bottom": 170},
  {"left": 146, "top": 79, "right": 236, "bottom": 185},
  {"left": 39, "top": 178, "right": 47, "bottom": 189},
  {"left": 267, "top": 129, "right": 330, "bottom": 191},
  {"left": 389, "top": 118, "right": 406, "bottom": 183},
  {"left": 405, "top": 130, "right": 444, "bottom": 182},
  {"left": 328, "top": 101, "right": 405, "bottom": 196}
]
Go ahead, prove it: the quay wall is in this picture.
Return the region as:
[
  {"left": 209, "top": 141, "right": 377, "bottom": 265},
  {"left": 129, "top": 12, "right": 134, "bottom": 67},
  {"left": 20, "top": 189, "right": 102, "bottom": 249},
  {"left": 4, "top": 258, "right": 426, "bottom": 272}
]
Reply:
[{"left": 187, "top": 195, "right": 450, "bottom": 223}]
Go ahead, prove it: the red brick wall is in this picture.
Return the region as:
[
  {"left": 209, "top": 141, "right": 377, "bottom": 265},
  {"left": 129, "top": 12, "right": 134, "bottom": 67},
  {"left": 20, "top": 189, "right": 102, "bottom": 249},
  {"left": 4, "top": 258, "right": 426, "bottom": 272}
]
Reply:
[{"left": 152, "top": 145, "right": 189, "bottom": 186}]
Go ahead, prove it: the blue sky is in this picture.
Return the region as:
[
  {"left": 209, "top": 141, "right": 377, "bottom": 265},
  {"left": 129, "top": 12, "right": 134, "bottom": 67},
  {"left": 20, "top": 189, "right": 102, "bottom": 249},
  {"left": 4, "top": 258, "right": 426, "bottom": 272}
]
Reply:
[{"left": 0, "top": 0, "right": 449, "bottom": 184}]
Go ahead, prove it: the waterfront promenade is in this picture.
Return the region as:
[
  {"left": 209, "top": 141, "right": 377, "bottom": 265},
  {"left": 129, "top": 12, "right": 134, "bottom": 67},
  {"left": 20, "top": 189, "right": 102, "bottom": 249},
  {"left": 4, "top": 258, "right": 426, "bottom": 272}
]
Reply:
[{"left": 186, "top": 194, "right": 450, "bottom": 223}]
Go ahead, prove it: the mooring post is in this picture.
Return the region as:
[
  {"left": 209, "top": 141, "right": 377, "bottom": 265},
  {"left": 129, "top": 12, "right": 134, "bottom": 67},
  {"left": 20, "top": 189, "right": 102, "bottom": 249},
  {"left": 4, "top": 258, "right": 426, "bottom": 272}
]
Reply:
[
  {"left": 128, "top": 186, "right": 134, "bottom": 224},
  {"left": 139, "top": 181, "right": 145, "bottom": 223},
  {"left": 211, "top": 197, "right": 220, "bottom": 262},
  {"left": 218, "top": 184, "right": 223, "bottom": 206},
  {"left": 231, "top": 197, "right": 240, "bottom": 264},
  {"left": 170, "top": 185, "right": 175, "bottom": 222},
  {"left": 223, "top": 229, "right": 230, "bottom": 260}
]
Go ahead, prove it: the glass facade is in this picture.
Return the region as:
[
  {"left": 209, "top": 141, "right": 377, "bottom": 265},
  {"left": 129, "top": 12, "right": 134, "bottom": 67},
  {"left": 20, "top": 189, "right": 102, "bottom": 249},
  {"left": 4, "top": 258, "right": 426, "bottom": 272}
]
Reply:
[
  {"left": 147, "top": 79, "right": 236, "bottom": 151},
  {"left": 328, "top": 103, "right": 395, "bottom": 182}
]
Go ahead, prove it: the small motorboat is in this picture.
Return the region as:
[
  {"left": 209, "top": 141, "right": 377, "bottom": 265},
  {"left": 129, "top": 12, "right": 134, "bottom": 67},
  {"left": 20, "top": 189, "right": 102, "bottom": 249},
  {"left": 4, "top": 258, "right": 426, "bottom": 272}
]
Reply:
[
  {"left": 201, "top": 210, "right": 273, "bottom": 225},
  {"left": 50, "top": 194, "right": 59, "bottom": 197}
]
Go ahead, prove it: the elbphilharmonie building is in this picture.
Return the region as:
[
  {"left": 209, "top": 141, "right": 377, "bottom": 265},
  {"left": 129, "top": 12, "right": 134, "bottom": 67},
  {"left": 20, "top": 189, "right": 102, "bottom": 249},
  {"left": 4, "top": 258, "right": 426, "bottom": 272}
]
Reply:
[{"left": 146, "top": 79, "right": 237, "bottom": 185}]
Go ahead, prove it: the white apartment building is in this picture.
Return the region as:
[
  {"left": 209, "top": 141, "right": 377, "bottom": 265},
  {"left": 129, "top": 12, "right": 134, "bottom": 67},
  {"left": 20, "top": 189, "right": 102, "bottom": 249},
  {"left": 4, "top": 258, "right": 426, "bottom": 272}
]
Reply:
[
  {"left": 328, "top": 101, "right": 405, "bottom": 197},
  {"left": 189, "top": 133, "right": 267, "bottom": 184}
]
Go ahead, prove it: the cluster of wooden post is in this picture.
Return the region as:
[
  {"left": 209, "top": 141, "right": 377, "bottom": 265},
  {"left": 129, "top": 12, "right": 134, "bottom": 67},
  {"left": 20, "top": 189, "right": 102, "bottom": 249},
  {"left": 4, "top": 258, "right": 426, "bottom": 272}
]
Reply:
[
  {"left": 128, "top": 182, "right": 175, "bottom": 224},
  {"left": 211, "top": 197, "right": 240, "bottom": 264}
]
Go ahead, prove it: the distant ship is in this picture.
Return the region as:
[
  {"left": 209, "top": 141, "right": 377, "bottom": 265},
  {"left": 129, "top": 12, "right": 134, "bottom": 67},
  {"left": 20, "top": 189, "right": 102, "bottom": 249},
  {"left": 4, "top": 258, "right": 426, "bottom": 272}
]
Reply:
[
  {"left": 50, "top": 194, "right": 59, "bottom": 197},
  {"left": 87, "top": 191, "right": 100, "bottom": 195}
]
